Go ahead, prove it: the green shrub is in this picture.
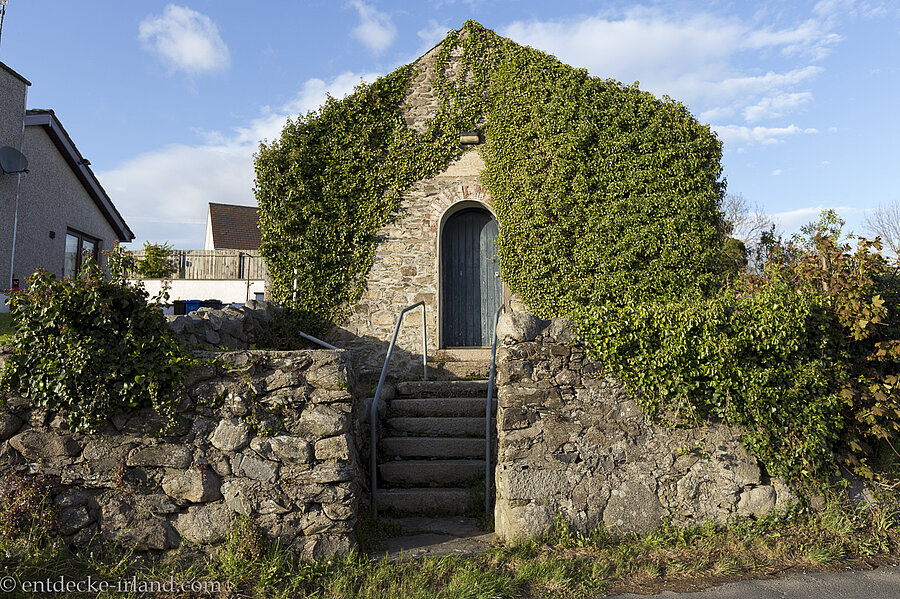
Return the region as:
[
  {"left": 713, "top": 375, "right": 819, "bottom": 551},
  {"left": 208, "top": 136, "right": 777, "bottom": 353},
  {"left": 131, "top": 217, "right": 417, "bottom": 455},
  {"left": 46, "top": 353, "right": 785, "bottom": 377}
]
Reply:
[
  {"left": 582, "top": 215, "right": 900, "bottom": 481},
  {"left": 0, "top": 265, "right": 194, "bottom": 433},
  {"left": 135, "top": 241, "right": 177, "bottom": 279}
]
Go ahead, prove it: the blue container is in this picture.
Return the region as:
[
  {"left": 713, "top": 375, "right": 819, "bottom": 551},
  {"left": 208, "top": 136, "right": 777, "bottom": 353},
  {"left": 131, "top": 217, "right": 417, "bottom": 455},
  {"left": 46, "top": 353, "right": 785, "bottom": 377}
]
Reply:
[{"left": 184, "top": 300, "right": 202, "bottom": 314}]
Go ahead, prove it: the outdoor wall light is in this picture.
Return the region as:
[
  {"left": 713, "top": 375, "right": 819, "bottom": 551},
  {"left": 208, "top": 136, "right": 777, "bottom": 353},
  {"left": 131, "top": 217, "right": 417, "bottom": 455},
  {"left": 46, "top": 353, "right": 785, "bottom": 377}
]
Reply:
[{"left": 460, "top": 132, "right": 480, "bottom": 144}]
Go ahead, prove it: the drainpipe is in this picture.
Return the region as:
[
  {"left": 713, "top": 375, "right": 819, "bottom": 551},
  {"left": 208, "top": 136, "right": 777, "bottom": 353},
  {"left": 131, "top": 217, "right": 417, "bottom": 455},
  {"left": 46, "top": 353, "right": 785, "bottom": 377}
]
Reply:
[
  {"left": 9, "top": 171, "right": 21, "bottom": 288},
  {"left": 9, "top": 80, "right": 27, "bottom": 289}
]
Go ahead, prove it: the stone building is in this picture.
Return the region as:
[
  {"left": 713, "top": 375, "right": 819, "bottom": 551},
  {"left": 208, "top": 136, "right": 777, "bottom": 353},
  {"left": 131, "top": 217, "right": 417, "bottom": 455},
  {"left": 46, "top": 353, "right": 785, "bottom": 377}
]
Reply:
[{"left": 333, "top": 39, "right": 507, "bottom": 380}]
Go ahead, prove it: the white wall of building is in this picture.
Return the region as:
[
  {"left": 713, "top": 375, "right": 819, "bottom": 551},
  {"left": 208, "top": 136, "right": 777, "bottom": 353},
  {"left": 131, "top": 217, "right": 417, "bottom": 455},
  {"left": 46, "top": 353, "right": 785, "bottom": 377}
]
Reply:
[
  {"left": 2, "top": 281, "right": 267, "bottom": 315},
  {"left": 130, "top": 279, "right": 266, "bottom": 305}
]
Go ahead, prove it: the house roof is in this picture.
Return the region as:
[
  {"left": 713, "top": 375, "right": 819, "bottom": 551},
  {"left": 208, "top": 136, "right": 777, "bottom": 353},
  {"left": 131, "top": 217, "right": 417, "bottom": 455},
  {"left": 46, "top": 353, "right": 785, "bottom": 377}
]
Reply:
[
  {"left": 208, "top": 202, "right": 261, "bottom": 250},
  {"left": 25, "top": 109, "right": 134, "bottom": 242},
  {"left": 0, "top": 62, "right": 31, "bottom": 87}
]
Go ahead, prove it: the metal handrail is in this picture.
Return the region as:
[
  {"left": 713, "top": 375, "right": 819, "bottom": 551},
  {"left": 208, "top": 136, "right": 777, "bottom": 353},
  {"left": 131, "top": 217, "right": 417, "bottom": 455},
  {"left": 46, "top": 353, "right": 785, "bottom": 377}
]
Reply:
[
  {"left": 299, "top": 331, "right": 338, "bottom": 350},
  {"left": 485, "top": 304, "right": 504, "bottom": 514},
  {"left": 370, "top": 301, "right": 428, "bottom": 517}
]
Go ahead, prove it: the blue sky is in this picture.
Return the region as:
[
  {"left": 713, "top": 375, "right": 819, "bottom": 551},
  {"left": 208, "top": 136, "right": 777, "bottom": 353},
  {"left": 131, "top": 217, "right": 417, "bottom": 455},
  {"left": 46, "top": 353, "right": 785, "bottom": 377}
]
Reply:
[{"left": 1, "top": 0, "right": 898, "bottom": 248}]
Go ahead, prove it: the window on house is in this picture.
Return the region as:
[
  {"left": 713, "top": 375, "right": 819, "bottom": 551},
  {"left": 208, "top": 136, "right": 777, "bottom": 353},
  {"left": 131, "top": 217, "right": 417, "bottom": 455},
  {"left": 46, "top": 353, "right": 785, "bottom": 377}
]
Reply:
[{"left": 64, "top": 230, "right": 100, "bottom": 277}]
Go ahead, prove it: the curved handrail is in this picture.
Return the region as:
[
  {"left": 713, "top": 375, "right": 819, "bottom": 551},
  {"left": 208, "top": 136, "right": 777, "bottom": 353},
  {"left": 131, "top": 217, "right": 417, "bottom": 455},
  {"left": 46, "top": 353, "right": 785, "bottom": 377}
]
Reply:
[
  {"left": 485, "top": 305, "right": 504, "bottom": 515},
  {"left": 370, "top": 300, "right": 428, "bottom": 517}
]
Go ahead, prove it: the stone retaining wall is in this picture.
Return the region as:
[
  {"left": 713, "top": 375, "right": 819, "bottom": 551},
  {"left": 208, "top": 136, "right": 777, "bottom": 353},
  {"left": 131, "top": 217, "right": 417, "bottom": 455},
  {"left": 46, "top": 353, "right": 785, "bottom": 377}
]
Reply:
[
  {"left": 166, "top": 299, "right": 283, "bottom": 350},
  {"left": 0, "top": 349, "right": 361, "bottom": 560},
  {"left": 493, "top": 311, "right": 794, "bottom": 541}
]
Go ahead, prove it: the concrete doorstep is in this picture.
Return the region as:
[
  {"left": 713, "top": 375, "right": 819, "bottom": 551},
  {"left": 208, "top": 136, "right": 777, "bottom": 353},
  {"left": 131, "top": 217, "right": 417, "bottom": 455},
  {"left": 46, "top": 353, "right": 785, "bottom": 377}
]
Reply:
[{"left": 369, "top": 517, "right": 496, "bottom": 561}]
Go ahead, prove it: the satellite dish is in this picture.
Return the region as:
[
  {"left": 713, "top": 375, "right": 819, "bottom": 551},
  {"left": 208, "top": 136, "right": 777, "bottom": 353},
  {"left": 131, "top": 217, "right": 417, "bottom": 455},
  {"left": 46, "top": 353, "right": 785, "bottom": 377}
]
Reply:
[{"left": 0, "top": 146, "right": 28, "bottom": 174}]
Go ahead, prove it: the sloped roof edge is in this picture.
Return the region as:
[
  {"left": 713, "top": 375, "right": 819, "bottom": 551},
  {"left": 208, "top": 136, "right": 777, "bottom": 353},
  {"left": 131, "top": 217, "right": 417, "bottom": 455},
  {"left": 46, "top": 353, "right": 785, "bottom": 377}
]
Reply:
[
  {"left": 0, "top": 61, "right": 31, "bottom": 87},
  {"left": 25, "top": 109, "right": 134, "bottom": 242}
]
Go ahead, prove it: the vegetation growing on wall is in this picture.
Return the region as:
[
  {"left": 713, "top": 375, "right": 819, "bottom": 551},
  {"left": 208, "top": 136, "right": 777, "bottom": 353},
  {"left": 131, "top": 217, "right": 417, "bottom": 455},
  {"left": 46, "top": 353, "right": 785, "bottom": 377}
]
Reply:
[
  {"left": 584, "top": 214, "right": 900, "bottom": 480},
  {"left": 254, "top": 22, "right": 900, "bottom": 481},
  {"left": 254, "top": 20, "right": 726, "bottom": 324},
  {"left": 0, "top": 265, "right": 194, "bottom": 433},
  {"left": 254, "top": 61, "right": 479, "bottom": 329}
]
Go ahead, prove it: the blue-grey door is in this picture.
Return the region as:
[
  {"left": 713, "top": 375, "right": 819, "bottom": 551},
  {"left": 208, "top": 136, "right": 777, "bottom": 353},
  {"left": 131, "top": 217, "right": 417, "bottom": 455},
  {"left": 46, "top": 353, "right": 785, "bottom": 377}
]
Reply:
[{"left": 441, "top": 208, "right": 502, "bottom": 347}]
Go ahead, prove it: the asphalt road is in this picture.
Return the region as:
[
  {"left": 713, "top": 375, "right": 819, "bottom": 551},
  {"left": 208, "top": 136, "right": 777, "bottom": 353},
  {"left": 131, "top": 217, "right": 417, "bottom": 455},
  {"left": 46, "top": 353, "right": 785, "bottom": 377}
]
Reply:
[{"left": 607, "top": 565, "right": 900, "bottom": 598}]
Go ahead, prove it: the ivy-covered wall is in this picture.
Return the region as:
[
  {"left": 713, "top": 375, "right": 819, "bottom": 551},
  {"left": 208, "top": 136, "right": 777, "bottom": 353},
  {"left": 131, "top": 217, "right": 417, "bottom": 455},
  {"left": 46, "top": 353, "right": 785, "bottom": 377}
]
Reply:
[{"left": 254, "top": 21, "right": 727, "bottom": 380}]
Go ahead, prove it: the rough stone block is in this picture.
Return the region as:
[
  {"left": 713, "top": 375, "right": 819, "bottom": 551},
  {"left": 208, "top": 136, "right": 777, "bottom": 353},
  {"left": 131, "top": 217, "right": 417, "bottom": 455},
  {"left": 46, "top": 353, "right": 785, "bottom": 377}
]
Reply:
[
  {"left": 225, "top": 392, "right": 250, "bottom": 416},
  {"left": 497, "top": 312, "right": 549, "bottom": 344},
  {"left": 296, "top": 406, "right": 347, "bottom": 439},
  {"left": 174, "top": 503, "right": 231, "bottom": 545},
  {"left": 59, "top": 506, "right": 94, "bottom": 536},
  {"left": 0, "top": 413, "right": 23, "bottom": 441},
  {"left": 603, "top": 481, "right": 664, "bottom": 534},
  {"left": 9, "top": 430, "right": 81, "bottom": 459},
  {"left": 737, "top": 485, "right": 777, "bottom": 517},
  {"left": 314, "top": 435, "right": 351, "bottom": 461},
  {"left": 100, "top": 497, "right": 177, "bottom": 551},
  {"left": 500, "top": 467, "right": 568, "bottom": 501},
  {"left": 127, "top": 445, "right": 192, "bottom": 469},
  {"left": 495, "top": 500, "right": 555, "bottom": 542},
  {"left": 210, "top": 418, "right": 250, "bottom": 452},
  {"left": 233, "top": 453, "right": 278, "bottom": 482},
  {"left": 252, "top": 435, "right": 312, "bottom": 463},
  {"left": 162, "top": 468, "right": 222, "bottom": 502}
]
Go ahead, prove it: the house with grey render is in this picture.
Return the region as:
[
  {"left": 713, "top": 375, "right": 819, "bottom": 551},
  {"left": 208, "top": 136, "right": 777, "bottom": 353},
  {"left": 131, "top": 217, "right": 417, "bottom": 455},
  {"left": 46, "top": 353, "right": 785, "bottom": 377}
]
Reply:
[{"left": 0, "top": 61, "right": 133, "bottom": 299}]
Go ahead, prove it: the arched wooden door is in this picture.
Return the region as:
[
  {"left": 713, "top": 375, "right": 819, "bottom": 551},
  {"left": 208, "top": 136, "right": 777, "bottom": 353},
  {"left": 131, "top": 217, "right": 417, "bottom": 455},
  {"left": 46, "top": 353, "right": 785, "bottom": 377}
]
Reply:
[{"left": 441, "top": 208, "right": 502, "bottom": 347}]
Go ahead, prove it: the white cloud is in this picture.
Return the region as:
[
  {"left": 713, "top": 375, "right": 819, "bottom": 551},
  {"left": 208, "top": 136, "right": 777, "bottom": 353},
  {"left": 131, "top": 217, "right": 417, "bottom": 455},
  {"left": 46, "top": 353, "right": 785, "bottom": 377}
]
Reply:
[
  {"left": 418, "top": 20, "right": 451, "bottom": 50},
  {"left": 501, "top": 7, "right": 841, "bottom": 146},
  {"left": 770, "top": 205, "right": 864, "bottom": 235},
  {"left": 713, "top": 124, "right": 818, "bottom": 146},
  {"left": 100, "top": 71, "right": 380, "bottom": 248},
  {"left": 349, "top": 0, "right": 396, "bottom": 54},
  {"left": 138, "top": 5, "right": 230, "bottom": 75},
  {"left": 744, "top": 91, "right": 813, "bottom": 122},
  {"left": 771, "top": 169, "right": 783, "bottom": 176}
]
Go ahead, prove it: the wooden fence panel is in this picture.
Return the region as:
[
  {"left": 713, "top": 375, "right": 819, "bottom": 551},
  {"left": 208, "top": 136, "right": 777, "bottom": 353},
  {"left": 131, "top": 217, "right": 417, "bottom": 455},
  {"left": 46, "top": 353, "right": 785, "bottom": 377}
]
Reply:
[{"left": 127, "top": 249, "right": 268, "bottom": 280}]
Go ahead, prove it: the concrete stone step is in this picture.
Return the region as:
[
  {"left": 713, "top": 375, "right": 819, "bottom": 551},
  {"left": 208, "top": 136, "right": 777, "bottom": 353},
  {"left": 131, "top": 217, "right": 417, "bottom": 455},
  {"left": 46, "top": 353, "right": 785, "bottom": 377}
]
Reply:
[
  {"left": 386, "top": 417, "right": 487, "bottom": 437},
  {"left": 432, "top": 348, "right": 492, "bottom": 362},
  {"left": 426, "top": 361, "right": 490, "bottom": 380},
  {"left": 377, "top": 488, "right": 474, "bottom": 516},
  {"left": 381, "top": 437, "right": 486, "bottom": 459},
  {"left": 379, "top": 459, "right": 485, "bottom": 486},
  {"left": 390, "top": 397, "right": 492, "bottom": 417},
  {"left": 396, "top": 380, "right": 492, "bottom": 398}
]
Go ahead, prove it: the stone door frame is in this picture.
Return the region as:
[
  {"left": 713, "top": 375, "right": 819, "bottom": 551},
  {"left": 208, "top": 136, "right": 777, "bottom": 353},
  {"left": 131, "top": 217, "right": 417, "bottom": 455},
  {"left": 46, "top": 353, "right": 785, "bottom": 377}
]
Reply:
[{"left": 436, "top": 199, "right": 505, "bottom": 349}]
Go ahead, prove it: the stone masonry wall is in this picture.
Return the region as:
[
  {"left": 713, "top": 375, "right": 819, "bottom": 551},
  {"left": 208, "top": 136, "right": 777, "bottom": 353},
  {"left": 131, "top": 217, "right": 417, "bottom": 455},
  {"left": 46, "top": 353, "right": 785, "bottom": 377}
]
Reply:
[
  {"left": 333, "top": 35, "right": 498, "bottom": 382},
  {"left": 0, "top": 349, "right": 360, "bottom": 561},
  {"left": 166, "top": 299, "right": 283, "bottom": 350},
  {"left": 494, "top": 311, "right": 795, "bottom": 542}
]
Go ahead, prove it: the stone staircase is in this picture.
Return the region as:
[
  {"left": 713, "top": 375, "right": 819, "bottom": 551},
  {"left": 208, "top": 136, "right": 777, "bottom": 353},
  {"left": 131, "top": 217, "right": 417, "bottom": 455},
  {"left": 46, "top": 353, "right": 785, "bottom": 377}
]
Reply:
[{"left": 376, "top": 350, "right": 496, "bottom": 516}]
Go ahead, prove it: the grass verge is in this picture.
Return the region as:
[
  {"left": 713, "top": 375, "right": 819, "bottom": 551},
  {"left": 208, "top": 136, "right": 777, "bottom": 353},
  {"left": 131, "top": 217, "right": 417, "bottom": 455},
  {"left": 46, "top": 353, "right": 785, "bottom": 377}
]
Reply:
[
  {"left": 0, "top": 312, "right": 13, "bottom": 344},
  {"left": 1, "top": 488, "right": 899, "bottom": 598}
]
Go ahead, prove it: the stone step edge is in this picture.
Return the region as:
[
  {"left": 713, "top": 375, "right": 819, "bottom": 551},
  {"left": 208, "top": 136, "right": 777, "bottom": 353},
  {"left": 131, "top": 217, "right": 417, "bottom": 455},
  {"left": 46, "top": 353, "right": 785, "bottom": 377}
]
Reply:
[{"left": 376, "top": 488, "right": 476, "bottom": 516}]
